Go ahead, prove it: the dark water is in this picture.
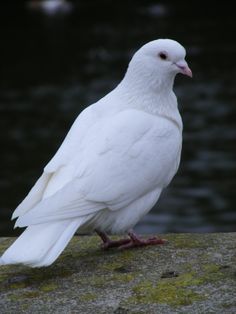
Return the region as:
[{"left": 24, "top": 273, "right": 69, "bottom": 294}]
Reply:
[{"left": 0, "top": 1, "right": 236, "bottom": 235}]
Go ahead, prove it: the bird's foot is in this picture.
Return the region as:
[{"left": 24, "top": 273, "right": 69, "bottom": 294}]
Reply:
[
  {"left": 102, "top": 238, "right": 131, "bottom": 250},
  {"left": 96, "top": 230, "right": 131, "bottom": 250},
  {"left": 96, "top": 229, "right": 167, "bottom": 250},
  {"left": 118, "top": 231, "right": 167, "bottom": 249}
]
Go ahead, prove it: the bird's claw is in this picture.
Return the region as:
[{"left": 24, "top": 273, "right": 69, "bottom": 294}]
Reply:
[
  {"left": 96, "top": 230, "right": 167, "bottom": 251},
  {"left": 118, "top": 236, "right": 167, "bottom": 250},
  {"left": 100, "top": 238, "right": 131, "bottom": 250}
]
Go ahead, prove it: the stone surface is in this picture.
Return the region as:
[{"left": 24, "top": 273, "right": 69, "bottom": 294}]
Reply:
[{"left": 0, "top": 233, "right": 236, "bottom": 314}]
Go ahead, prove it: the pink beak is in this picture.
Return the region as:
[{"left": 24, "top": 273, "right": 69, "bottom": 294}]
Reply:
[{"left": 175, "top": 60, "right": 193, "bottom": 78}]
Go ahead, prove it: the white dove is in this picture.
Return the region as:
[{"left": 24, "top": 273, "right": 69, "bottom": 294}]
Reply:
[{"left": 0, "top": 39, "right": 192, "bottom": 267}]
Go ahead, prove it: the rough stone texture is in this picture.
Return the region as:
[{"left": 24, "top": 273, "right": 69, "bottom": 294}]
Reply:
[{"left": 0, "top": 233, "right": 236, "bottom": 314}]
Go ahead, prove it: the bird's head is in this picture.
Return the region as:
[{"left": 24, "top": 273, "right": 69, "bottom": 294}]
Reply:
[{"left": 126, "top": 39, "right": 192, "bottom": 91}]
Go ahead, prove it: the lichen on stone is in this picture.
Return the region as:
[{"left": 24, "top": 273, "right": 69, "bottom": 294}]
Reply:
[
  {"left": 0, "top": 234, "right": 235, "bottom": 313},
  {"left": 129, "top": 272, "right": 205, "bottom": 306},
  {"left": 40, "top": 283, "right": 58, "bottom": 292}
]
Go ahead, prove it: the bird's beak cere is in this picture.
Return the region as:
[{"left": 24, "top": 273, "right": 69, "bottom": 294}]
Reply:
[{"left": 174, "top": 60, "right": 192, "bottom": 78}]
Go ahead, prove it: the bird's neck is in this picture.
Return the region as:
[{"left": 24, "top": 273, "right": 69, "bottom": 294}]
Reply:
[
  {"left": 114, "top": 69, "right": 182, "bottom": 130},
  {"left": 121, "top": 64, "right": 175, "bottom": 95}
]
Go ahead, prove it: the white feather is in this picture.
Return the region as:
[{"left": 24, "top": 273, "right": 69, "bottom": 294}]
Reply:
[
  {"left": 12, "top": 172, "right": 52, "bottom": 219},
  {"left": 0, "top": 219, "right": 85, "bottom": 267}
]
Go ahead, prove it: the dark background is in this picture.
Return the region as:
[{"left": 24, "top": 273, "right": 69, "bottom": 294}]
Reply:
[{"left": 0, "top": 1, "right": 236, "bottom": 235}]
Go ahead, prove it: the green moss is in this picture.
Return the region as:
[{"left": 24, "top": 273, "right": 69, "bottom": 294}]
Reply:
[
  {"left": 29, "top": 267, "right": 72, "bottom": 282},
  {"left": 202, "top": 263, "right": 220, "bottom": 273},
  {"left": 128, "top": 282, "right": 202, "bottom": 306},
  {"left": 168, "top": 234, "right": 209, "bottom": 249},
  {"left": 101, "top": 260, "right": 125, "bottom": 271},
  {"left": 8, "top": 290, "right": 40, "bottom": 302},
  {"left": 129, "top": 263, "right": 227, "bottom": 307},
  {"left": 173, "top": 272, "right": 202, "bottom": 286},
  {"left": 0, "top": 265, "right": 72, "bottom": 296},
  {"left": 82, "top": 275, "right": 106, "bottom": 288},
  {"left": 118, "top": 249, "right": 135, "bottom": 260},
  {"left": 111, "top": 273, "right": 135, "bottom": 283},
  {"left": 80, "top": 292, "right": 97, "bottom": 302},
  {"left": 80, "top": 269, "right": 135, "bottom": 289},
  {"left": 8, "top": 282, "right": 27, "bottom": 289},
  {"left": 130, "top": 276, "right": 204, "bottom": 306},
  {"left": 40, "top": 283, "right": 58, "bottom": 292},
  {"left": 0, "top": 272, "right": 9, "bottom": 283},
  {"left": 8, "top": 293, "right": 22, "bottom": 302},
  {"left": 7, "top": 289, "right": 51, "bottom": 309},
  {"left": 21, "top": 303, "right": 30, "bottom": 311},
  {"left": 74, "top": 236, "right": 100, "bottom": 251},
  {"left": 101, "top": 257, "right": 133, "bottom": 273},
  {"left": 22, "top": 291, "right": 41, "bottom": 299},
  {"left": 198, "top": 264, "right": 224, "bottom": 283}
]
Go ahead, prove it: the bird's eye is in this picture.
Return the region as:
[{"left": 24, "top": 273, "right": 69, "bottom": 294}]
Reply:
[{"left": 159, "top": 52, "right": 168, "bottom": 60}]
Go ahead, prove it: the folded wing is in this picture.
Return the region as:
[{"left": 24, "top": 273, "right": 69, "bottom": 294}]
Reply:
[{"left": 15, "top": 109, "right": 181, "bottom": 227}]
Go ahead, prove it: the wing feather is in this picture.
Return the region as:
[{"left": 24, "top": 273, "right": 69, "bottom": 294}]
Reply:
[
  {"left": 14, "top": 109, "right": 181, "bottom": 228},
  {"left": 70, "top": 109, "right": 181, "bottom": 210},
  {"left": 12, "top": 172, "right": 52, "bottom": 219},
  {"left": 15, "top": 179, "right": 104, "bottom": 227}
]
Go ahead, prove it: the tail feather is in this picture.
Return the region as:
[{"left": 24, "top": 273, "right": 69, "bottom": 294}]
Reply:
[
  {"left": 32, "top": 219, "right": 82, "bottom": 267},
  {"left": 0, "top": 218, "right": 86, "bottom": 267}
]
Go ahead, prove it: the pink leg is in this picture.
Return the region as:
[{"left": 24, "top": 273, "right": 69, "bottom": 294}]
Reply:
[
  {"left": 95, "top": 230, "right": 131, "bottom": 250},
  {"left": 96, "top": 230, "right": 166, "bottom": 250},
  {"left": 119, "top": 230, "right": 167, "bottom": 249}
]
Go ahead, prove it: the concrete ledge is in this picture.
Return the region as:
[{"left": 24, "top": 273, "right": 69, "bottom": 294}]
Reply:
[{"left": 0, "top": 233, "right": 235, "bottom": 313}]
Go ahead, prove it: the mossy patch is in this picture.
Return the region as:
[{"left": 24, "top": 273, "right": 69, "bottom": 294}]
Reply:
[
  {"left": 128, "top": 263, "right": 228, "bottom": 307},
  {"left": 8, "top": 293, "right": 22, "bottom": 302},
  {"left": 111, "top": 272, "right": 135, "bottom": 283},
  {"left": 73, "top": 236, "right": 100, "bottom": 251},
  {"left": 22, "top": 291, "right": 41, "bottom": 299},
  {"left": 118, "top": 249, "right": 136, "bottom": 260},
  {"left": 8, "top": 281, "right": 27, "bottom": 290},
  {"left": 0, "top": 266, "right": 72, "bottom": 295},
  {"left": 80, "top": 292, "right": 97, "bottom": 302},
  {"left": 198, "top": 263, "right": 224, "bottom": 283},
  {"left": 100, "top": 257, "right": 133, "bottom": 273},
  {"left": 0, "top": 272, "right": 10, "bottom": 283},
  {"left": 40, "top": 283, "right": 58, "bottom": 292},
  {"left": 21, "top": 303, "right": 30, "bottom": 311},
  {"left": 7, "top": 289, "right": 47, "bottom": 304},
  {"left": 202, "top": 263, "right": 221, "bottom": 273},
  {"left": 167, "top": 234, "right": 210, "bottom": 249},
  {"left": 129, "top": 275, "right": 204, "bottom": 306},
  {"left": 81, "top": 274, "right": 106, "bottom": 288},
  {"left": 29, "top": 266, "right": 72, "bottom": 282}
]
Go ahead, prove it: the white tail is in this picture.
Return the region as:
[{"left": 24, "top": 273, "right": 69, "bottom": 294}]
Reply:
[{"left": 0, "top": 218, "right": 84, "bottom": 267}]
